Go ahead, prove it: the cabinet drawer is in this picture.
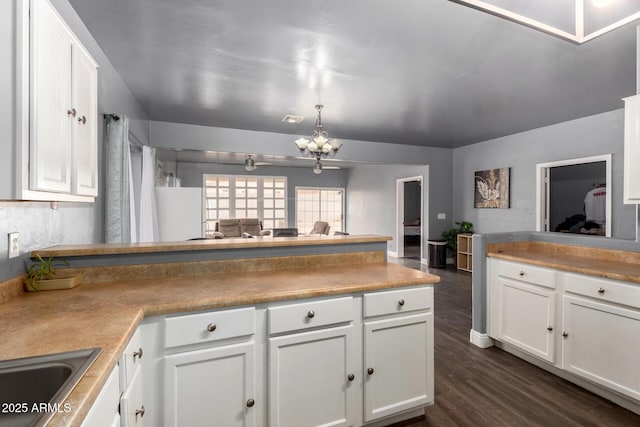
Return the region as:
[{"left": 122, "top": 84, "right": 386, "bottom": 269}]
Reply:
[
  {"left": 120, "top": 328, "right": 143, "bottom": 392},
  {"left": 564, "top": 273, "right": 640, "bottom": 309},
  {"left": 364, "top": 287, "right": 432, "bottom": 318},
  {"left": 164, "top": 307, "right": 255, "bottom": 349},
  {"left": 268, "top": 296, "right": 353, "bottom": 335},
  {"left": 498, "top": 260, "right": 556, "bottom": 289}
]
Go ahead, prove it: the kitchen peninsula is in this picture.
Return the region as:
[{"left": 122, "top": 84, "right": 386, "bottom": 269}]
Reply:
[{"left": 0, "top": 235, "right": 440, "bottom": 427}]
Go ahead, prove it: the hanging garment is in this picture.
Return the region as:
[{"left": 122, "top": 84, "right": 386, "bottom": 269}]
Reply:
[{"left": 584, "top": 186, "right": 606, "bottom": 224}]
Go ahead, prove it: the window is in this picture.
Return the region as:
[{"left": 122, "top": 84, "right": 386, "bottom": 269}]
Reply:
[
  {"left": 296, "top": 187, "right": 344, "bottom": 234},
  {"left": 203, "top": 175, "right": 287, "bottom": 236}
]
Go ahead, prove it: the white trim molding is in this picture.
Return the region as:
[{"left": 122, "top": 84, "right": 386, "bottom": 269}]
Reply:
[{"left": 469, "top": 329, "right": 494, "bottom": 348}]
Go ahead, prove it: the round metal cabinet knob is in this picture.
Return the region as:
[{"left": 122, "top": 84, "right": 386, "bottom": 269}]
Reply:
[
  {"left": 246, "top": 399, "right": 255, "bottom": 408},
  {"left": 597, "top": 287, "right": 605, "bottom": 294},
  {"left": 133, "top": 348, "right": 143, "bottom": 361},
  {"left": 562, "top": 332, "right": 568, "bottom": 338},
  {"left": 547, "top": 326, "right": 553, "bottom": 332},
  {"left": 307, "top": 310, "right": 315, "bottom": 319},
  {"left": 347, "top": 373, "right": 355, "bottom": 382},
  {"left": 519, "top": 271, "right": 525, "bottom": 277},
  {"left": 207, "top": 323, "right": 217, "bottom": 332},
  {"left": 367, "top": 368, "right": 374, "bottom": 375},
  {"left": 398, "top": 299, "right": 405, "bottom": 306},
  {"left": 135, "top": 405, "right": 145, "bottom": 420},
  {"left": 78, "top": 115, "right": 86, "bottom": 124},
  {"left": 67, "top": 108, "right": 76, "bottom": 117}
]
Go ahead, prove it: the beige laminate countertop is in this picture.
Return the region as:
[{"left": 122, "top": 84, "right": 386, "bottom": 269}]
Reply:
[
  {"left": 0, "top": 262, "right": 439, "bottom": 427},
  {"left": 487, "top": 241, "right": 640, "bottom": 284},
  {"left": 32, "top": 234, "right": 390, "bottom": 257}
]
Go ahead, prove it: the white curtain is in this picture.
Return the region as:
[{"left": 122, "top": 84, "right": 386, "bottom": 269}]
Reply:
[
  {"left": 105, "top": 116, "right": 134, "bottom": 243},
  {"left": 138, "top": 146, "right": 159, "bottom": 242}
]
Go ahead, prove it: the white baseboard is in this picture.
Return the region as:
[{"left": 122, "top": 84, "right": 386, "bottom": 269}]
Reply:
[
  {"left": 388, "top": 250, "right": 398, "bottom": 258},
  {"left": 469, "top": 329, "right": 494, "bottom": 348},
  {"left": 421, "top": 257, "right": 428, "bottom": 265}
]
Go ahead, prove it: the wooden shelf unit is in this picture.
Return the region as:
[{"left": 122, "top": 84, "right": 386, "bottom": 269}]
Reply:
[{"left": 457, "top": 233, "right": 473, "bottom": 272}]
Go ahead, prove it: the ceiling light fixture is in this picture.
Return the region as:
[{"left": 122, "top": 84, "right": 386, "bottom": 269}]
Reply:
[
  {"left": 294, "top": 105, "right": 342, "bottom": 174},
  {"left": 244, "top": 155, "right": 257, "bottom": 172}
]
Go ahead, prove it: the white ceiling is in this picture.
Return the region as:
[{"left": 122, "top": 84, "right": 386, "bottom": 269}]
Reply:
[{"left": 68, "top": 0, "right": 638, "bottom": 149}]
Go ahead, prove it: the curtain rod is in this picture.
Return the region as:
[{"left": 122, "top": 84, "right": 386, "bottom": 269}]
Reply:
[{"left": 103, "top": 113, "right": 120, "bottom": 121}]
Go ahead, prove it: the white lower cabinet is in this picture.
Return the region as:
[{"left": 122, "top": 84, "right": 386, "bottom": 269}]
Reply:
[
  {"left": 488, "top": 258, "right": 640, "bottom": 407},
  {"left": 496, "top": 278, "right": 556, "bottom": 363},
  {"left": 138, "top": 286, "right": 434, "bottom": 427},
  {"left": 81, "top": 366, "right": 120, "bottom": 427},
  {"left": 363, "top": 312, "right": 433, "bottom": 422},
  {"left": 164, "top": 342, "right": 256, "bottom": 427},
  {"left": 562, "top": 295, "right": 640, "bottom": 401},
  {"left": 269, "top": 325, "right": 356, "bottom": 427}
]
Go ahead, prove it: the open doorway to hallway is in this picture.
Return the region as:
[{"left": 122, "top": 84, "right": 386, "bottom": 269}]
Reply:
[{"left": 396, "top": 176, "right": 423, "bottom": 261}]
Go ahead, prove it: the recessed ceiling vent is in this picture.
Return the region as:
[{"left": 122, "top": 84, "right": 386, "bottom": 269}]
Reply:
[{"left": 282, "top": 115, "right": 304, "bottom": 124}]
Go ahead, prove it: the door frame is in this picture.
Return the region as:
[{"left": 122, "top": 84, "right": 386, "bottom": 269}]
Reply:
[
  {"left": 535, "top": 154, "right": 612, "bottom": 236},
  {"left": 396, "top": 175, "right": 425, "bottom": 262}
]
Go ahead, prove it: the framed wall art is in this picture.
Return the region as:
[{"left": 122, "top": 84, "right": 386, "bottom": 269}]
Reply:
[{"left": 474, "top": 167, "right": 510, "bottom": 209}]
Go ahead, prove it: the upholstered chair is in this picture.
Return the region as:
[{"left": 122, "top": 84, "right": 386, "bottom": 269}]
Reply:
[{"left": 309, "top": 221, "right": 330, "bottom": 235}]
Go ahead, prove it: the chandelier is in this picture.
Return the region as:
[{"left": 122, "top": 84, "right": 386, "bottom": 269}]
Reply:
[{"left": 294, "top": 105, "right": 342, "bottom": 174}]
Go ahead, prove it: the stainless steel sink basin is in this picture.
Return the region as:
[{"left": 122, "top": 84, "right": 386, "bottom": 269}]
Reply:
[{"left": 0, "top": 348, "right": 101, "bottom": 427}]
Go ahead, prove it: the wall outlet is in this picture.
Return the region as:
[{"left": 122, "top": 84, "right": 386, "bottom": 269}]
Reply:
[
  {"left": 437, "top": 213, "right": 446, "bottom": 220},
  {"left": 8, "top": 232, "right": 19, "bottom": 259}
]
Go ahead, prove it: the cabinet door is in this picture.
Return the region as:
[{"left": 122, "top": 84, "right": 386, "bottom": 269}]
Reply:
[
  {"left": 562, "top": 296, "right": 640, "bottom": 400},
  {"left": 363, "top": 312, "right": 433, "bottom": 422},
  {"left": 497, "top": 277, "right": 556, "bottom": 362},
  {"left": 81, "top": 366, "right": 120, "bottom": 427},
  {"left": 30, "top": 0, "right": 72, "bottom": 193},
  {"left": 71, "top": 44, "right": 98, "bottom": 196},
  {"left": 121, "top": 366, "right": 145, "bottom": 427},
  {"left": 164, "top": 342, "right": 255, "bottom": 427},
  {"left": 269, "top": 325, "right": 356, "bottom": 427},
  {"left": 624, "top": 94, "right": 640, "bottom": 204}
]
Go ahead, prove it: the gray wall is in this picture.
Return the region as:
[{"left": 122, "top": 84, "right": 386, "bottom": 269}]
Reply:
[
  {"left": 172, "top": 162, "right": 347, "bottom": 229},
  {"left": 0, "top": 0, "right": 149, "bottom": 281},
  {"left": 452, "top": 109, "right": 636, "bottom": 240}
]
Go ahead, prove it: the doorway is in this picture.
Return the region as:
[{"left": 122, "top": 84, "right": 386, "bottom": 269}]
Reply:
[
  {"left": 536, "top": 154, "right": 611, "bottom": 237},
  {"left": 396, "top": 176, "right": 423, "bottom": 261}
]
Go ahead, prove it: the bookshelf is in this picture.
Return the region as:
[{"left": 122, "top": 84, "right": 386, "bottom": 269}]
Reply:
[{"left": 457, "top": 233, "right": 473, "bottom": 272}]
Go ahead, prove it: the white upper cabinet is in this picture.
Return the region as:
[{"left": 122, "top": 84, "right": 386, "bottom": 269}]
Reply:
[
  {"left": 623, "top": 94, "right": 640, "bottom": 204},
  {"left": 25, "top": 0, "right": 98, "bottom": 201}
]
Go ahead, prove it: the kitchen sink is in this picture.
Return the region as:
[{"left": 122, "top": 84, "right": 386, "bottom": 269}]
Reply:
[{"left": 0, "top": 348, "right": 101, "bottom": 427}]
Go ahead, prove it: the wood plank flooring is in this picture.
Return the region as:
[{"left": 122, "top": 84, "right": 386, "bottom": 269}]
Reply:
[{"left": 388, "top": 259, "right": 640, "bottom": 427}]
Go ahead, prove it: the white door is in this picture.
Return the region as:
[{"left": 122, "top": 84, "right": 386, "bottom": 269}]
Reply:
[
  {"left": 562, "top": 295, "right": 640, "bottom": 400},
  {"left": 269, "top": 325, "right": 356, "bottom": 427},
  {"left": 363, "top": 312, "right": 433, "bottom": 422},
  {"left": 164, "top": 342, "right": 255, "bottom": 427},
  {"left": 30, "top": 0, "right": 72, "bottom": 193},
  {"left": 497, "top": 278, "right": 556, "bottom": 362},
  {"left": 71, "top": 44, "right": 98, "bottom": 196}
]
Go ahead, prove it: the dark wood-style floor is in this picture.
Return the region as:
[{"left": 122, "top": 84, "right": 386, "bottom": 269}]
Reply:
[{"left": 388, "top": 259, "right": 640, "bottom": 427}]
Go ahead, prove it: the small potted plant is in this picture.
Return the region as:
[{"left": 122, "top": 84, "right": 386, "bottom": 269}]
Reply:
[
  {"left": 24, "top": 255, "right": 82, "bottom": 291},
  {"left": 442, "top": 221, "right": 474, "bottom": 256}
]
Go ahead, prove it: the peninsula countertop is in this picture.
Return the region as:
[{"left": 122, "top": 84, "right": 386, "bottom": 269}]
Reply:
[
  {"left": 0, "top": 261, "right": 439, "bottom": 427},
  {"left": 487, "top": 241, "right": 640, "bottom": 284}
]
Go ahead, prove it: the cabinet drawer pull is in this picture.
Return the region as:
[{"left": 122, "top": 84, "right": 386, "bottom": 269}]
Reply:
[
  {"left": 347, "top": 373, "right": 355, "bottom": 382},
  {"left": 562, "top": 332, "right": 568, "bottom": 338},
  {"left": 597, "top": 287, "right": 605, "bottom": 294},
  {"left": 547, "top": 326, "right": 553, "bottom": 332},
  {"left": 135, "top": 405, "right": 145, "bottom": 420},
  {"left": 133, "top": 348, "right": 143, "bottom": 361},
  {"left": 519, "top": 271, "right": 525, "bottom": 277},
  {"left": 78, "top": 115, "right": 86, "bottom": 125},
  {"left": 307, "top": 310, "right": 315, "bottom": 319},
  {"left": 207, "top": 323, "right": 217, "bottom": 332},
  {"left": 246, "top": 399, "right": 255, "bottom": 408},
  {"left": 367, "top": 367, "right": 374, "bottom": 375},
  {"left": 398, "top": 299, "right": 405, "bottom": 306},
  {"left": 67, "top": 108, "right": 76, "bottom": 117}
]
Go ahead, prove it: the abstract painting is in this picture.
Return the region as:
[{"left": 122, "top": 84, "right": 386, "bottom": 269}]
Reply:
[{"left": 474, "top": 168, "right": 510, "bottom": 209}]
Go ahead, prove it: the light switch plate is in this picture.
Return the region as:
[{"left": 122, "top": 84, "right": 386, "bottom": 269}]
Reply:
[
  {"left": 8, "top": 232, "right": 19, "bottom": 259},
  {"left": 437, "top": 213, "right": 446, "bottom": 220}
]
